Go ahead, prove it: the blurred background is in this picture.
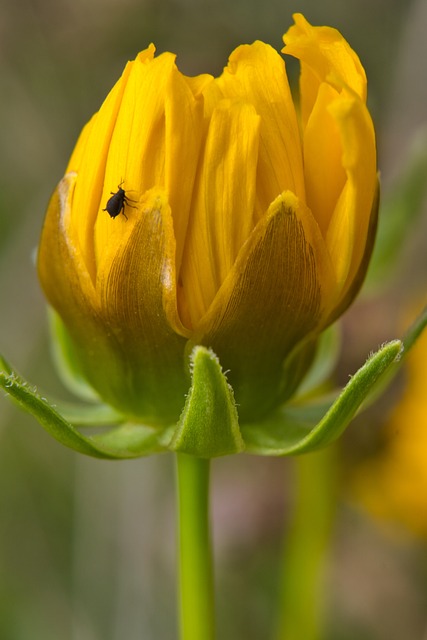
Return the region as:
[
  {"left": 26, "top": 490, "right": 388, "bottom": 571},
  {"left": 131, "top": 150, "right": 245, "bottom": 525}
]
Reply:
[{"left": 1, "top": 0, "right": 427, "bottom": 638}]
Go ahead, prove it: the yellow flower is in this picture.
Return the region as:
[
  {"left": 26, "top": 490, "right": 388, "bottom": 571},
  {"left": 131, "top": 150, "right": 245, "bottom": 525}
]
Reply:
[{"left": 38, "top": 14, "right": 378, "bottom": 425}]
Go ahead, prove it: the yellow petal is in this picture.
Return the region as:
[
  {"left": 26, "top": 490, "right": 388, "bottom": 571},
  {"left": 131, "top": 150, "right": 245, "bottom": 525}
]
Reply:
[
  {"left": 303, "top": 82, "right": 346, "bottom": 237},
  {"left": 94, "top": 50, "right": 176, "bottom": 271},
  {"left": 164, "top": 66, "right": 207, "bottom": 272},
  {"left": 215, "top": 40, "right": 305, "bottom": 209},
  {"left": 66, "top": 116, "right": 95, "bottom": 174},
  {"left": 191, "top": 190, "right": 336, "bottom": 421},
  {"left": 94, "top": 50, "right": 206, "bottom": 279},
  {"left": 184, "top": 72, "right": 214, "bottom": 97},
  {"left": 283, "top": 13, "right": 367, "bottom": 128},
  {"left": 326, "top": 181, "right": 378, "bottom": 325},
  {"left": 178, "top": 99, "right": 261, "bottom": 328},
  {"left": 69, "top": 56, "right": 136, "bottom": 281},
  {"left": 99, "top": 49, "right": 174, "bottom": 199},
  {"left": 325, "top": 87, "right": 377, "bottom": 291}
]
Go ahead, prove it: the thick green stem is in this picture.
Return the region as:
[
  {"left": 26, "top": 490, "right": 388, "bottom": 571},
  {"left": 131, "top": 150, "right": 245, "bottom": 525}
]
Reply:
[
  {"left": 176, "top": 453, "right": 215, "bottom": 640},
  {"left": 275, "top": 445, "right": 338, "bottom": 640}
]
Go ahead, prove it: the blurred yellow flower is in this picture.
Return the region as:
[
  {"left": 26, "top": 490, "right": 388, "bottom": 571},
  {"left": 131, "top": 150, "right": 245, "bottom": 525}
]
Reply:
[
  {"left": 38, "top": 14, "right": 378, "bottom": 425},
  {"left": 353, "top": 314, "right": 427, "bottom": 537}
]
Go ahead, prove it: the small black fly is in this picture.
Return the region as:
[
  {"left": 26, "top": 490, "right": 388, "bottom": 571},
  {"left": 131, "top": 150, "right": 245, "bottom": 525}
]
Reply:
[{"left": 103, "top": 182, "right": 137, "bottom": 220}]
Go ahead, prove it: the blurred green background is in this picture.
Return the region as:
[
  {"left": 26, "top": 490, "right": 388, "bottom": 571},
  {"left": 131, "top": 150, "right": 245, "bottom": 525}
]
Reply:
[{"left": 1, "top": 0, "right": 427, "bottom": 638}]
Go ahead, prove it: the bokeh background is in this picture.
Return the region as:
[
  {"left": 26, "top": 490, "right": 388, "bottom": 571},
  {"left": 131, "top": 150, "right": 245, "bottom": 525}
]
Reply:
[{"left": 1, "top": 0, "right": 427, "bottom": 638}]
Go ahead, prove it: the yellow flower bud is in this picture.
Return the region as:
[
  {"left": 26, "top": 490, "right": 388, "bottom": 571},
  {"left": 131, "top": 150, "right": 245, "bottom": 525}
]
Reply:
[{"left": 38, "top": 14, "right": 378, "bottom": 425}]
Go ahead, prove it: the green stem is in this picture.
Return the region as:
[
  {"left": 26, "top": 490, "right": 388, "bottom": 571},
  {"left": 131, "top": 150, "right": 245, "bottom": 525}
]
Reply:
[
  {"left": 275, "top": 445, "right": 338, "bottom": 640},
  {"left": 176, "top": 453, "right": 215, "bottom": 640}
]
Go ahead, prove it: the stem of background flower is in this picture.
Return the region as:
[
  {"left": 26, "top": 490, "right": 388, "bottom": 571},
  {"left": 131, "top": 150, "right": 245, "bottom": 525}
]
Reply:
[
  {"left": 275, "top": 445, "right": 338, "bottom": 640},
  {"left": 176, "top": 453, "right": 215, "bottom": 640}
]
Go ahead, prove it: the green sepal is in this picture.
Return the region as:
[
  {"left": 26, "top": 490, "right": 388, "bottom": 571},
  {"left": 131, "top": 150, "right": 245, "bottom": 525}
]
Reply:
[
  {"left": 169, "top": 346, "right": 244, "bottom": 458},
  {"left": 91, "top": 423, "right": 174, "bottom": 457},
  {"left": 242, "top": 340, "right": 403, "bottom": 455},
  {"left": 0, "top": 356, "right": 169, "bottom": 459},
  {"left": 48, "top": 309, "right": 100, "bottom": 402},
  {"left": 52, "top": 400, "right": 124, "bottom": 426},
  {"left": 293, "top": 325, "right": 341, "bottom": 399}
]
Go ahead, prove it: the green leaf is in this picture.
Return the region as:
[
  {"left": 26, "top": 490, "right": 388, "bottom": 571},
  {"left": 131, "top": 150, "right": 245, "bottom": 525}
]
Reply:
[
  {"left": 0, "top": 358, "right": 169, "bottom": 459},
  {"left": 242, "top": 340, "right": 403, "bottom": 455},
  {"left": 169, "top": 346, "right": 244, "bottom": 458}
]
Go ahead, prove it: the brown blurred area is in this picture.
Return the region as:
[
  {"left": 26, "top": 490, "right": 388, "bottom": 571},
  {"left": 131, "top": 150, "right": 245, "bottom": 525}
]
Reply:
[{"left": 1, "top": 1, "right": 427, "bottom": 638}]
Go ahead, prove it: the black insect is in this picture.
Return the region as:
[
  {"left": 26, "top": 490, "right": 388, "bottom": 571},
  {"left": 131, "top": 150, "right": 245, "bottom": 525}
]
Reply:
[{"left": 103, "top": 182, "right": 136, "bottom": 220}]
